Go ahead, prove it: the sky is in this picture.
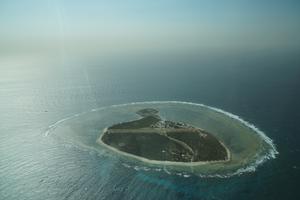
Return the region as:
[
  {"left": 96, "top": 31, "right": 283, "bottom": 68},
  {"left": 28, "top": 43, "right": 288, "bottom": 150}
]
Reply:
[{"left": 1, "top": 0, "right": 300, "bottom": 60}]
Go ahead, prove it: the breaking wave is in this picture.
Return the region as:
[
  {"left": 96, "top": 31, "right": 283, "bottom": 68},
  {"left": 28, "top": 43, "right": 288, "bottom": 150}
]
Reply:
[{"left": 44, "top": 101, "right": 278, "bottom": 178}]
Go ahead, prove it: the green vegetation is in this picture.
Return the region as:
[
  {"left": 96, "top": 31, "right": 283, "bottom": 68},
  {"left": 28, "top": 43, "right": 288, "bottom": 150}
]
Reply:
[
  {"left": 108, "top": 115, "right": 160, "bottom": 129},
  {"left": 100, "top": 108, "right": 228, "bottom": 163}
]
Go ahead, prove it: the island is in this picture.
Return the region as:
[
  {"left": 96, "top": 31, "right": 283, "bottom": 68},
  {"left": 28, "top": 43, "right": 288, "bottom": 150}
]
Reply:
[
  {"left": 50, "top": 101, "right": 276, "bottom": 176},
  {"left": 97, "top": 108, "right": 230, "bottom": 164}
]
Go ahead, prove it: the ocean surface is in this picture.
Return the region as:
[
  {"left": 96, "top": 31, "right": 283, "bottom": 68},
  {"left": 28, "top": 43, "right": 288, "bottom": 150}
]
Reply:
[{"left": 1, "top": 50, "right": 300, "bottom": 200}]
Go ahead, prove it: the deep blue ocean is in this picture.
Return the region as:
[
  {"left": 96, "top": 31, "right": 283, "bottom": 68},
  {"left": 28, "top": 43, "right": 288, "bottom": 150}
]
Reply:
[{"left": 0, "top": 50, "right": 299, "bottom": 199}]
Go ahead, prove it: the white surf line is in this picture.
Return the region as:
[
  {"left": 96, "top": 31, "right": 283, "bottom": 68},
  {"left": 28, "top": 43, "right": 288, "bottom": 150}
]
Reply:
[
  {"left": 44, "top": 116, "right": 73, "bottom": 136},
  {"left": 44, "top": 111, "right": 91, "bottom": 136},
  {"left": 44, "top": 101, "right": 278, "bottom": 177},
  {"left": 44, "top": 106, "right": 113, "bottom": 136}
]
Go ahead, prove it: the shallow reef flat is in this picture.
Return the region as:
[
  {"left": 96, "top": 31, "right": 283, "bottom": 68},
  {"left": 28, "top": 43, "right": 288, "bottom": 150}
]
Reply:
[{"left": 47, "top": 101, "right": 278, "bottom": 177}]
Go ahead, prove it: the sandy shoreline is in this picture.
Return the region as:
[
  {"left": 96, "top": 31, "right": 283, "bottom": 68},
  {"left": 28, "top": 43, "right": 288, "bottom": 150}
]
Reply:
[
  {"left": 97, "top": 128, "right": 231, "bottom": 167},
  {"left": 45, "top": 101, "right": 276, "bottom": 177}
]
